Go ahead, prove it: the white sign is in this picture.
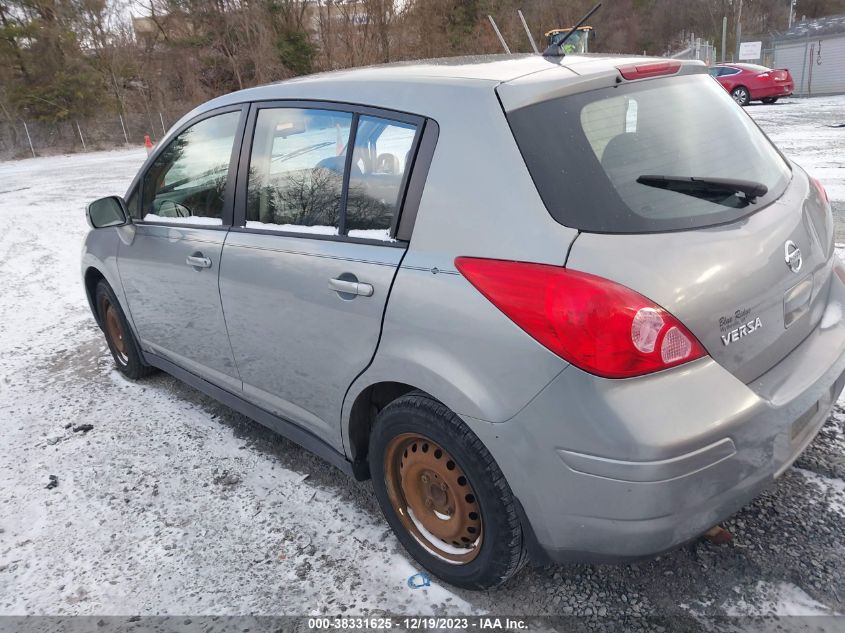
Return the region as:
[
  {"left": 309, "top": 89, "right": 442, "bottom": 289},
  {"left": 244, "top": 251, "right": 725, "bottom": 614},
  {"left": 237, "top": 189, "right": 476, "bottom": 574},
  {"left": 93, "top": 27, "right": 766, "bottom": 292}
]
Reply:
[{"left": 739, "top": 41, "right": 762, "bottom": 60}]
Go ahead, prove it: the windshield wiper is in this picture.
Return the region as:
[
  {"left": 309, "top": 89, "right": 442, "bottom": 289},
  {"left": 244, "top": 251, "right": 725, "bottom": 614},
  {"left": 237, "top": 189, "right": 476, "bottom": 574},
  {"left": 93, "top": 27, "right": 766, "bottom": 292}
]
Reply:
[{"left": 636, "top": 175, "right": 768, "bottom": 203}]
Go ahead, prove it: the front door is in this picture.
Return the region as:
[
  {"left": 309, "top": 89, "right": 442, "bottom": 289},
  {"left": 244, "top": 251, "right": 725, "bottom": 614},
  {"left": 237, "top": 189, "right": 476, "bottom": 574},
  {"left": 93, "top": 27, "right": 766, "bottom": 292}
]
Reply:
[
  {"left": 118, "top": 107, "right": 245, "bottom": 392},
  {"left": 219, "top": 104, "right": 421, "bottom": 446}
]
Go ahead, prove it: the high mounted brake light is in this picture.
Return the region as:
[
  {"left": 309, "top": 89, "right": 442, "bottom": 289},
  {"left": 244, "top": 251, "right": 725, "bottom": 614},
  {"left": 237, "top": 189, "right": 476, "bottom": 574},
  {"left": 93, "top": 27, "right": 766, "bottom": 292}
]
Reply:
[
  {"left": 455, "top": 257, "right": 707, "bottom": 379},
  {"left": 617, "top": 60, "right": 682, "bottom": 81}
]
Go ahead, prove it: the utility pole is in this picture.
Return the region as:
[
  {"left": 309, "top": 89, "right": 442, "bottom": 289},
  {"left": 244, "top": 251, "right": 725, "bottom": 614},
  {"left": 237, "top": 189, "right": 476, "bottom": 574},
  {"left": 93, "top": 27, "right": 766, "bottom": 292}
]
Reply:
[
  {"left": 734, "top": 0, "right": 744, "bottom": 60},
  {"left": 722, "top": 16, "right": 728, "bottom": 62},
  {"left": 788, "top": 0, "right": 796, "bottom": 28},
  {"left": 487, "top": 15, "right": 511, "bottom": 54},
  {"left": 517, "top": 9, "right": 539, "bottom": 54}
]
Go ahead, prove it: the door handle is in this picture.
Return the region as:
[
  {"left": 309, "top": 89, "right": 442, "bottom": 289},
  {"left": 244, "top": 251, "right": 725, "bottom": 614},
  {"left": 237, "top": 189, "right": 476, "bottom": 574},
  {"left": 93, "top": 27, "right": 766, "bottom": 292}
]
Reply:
[
  {"left": 186, "top": 254, "right": 212, "bottom": 269},
  {"left": 329, "top": 277, "right": 374, "bottom": 297}
]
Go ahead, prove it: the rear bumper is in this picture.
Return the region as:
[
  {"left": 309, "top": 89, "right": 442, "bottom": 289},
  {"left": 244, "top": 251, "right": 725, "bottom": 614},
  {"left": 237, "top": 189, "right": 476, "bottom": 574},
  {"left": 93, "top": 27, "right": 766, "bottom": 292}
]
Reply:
[
  {"left": 753, "top": 83, "right": 794, "bottom": 99},
  {"left": 464, "top": 271, "right": 845, "bottom": 563}
]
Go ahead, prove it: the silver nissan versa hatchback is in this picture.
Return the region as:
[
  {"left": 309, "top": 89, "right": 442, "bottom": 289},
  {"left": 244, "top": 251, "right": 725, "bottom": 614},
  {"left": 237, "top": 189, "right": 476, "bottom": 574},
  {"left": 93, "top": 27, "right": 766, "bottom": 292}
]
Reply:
[{"left": 82, "top": 54, "right": 845, "bottom": 589}]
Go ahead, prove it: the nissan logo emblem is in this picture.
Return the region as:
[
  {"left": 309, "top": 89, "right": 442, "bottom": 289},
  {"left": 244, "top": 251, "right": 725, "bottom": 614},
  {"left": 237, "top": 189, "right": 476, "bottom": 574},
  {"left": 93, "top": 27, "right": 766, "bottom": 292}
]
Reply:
[{"left": 784, "top": 240, "right": 802, "bottom": 274}]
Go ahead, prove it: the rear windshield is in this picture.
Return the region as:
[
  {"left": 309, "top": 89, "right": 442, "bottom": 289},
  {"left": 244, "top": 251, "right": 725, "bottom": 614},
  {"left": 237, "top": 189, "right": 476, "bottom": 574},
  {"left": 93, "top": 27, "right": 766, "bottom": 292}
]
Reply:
[{"left": 506, "top": 73, "right": 792, "bottom": 233}]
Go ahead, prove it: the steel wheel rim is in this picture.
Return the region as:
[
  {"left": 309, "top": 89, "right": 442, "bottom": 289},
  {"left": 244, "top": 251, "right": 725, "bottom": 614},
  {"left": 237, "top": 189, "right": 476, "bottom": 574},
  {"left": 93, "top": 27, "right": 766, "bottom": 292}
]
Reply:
[
  {"left": 384, "top": 433, "right": 483, "bottom": 564},
  {"left": 733, "top": 89, "right": 747, "bottom": 104},
  {"left": 102, "top": 298, "right": 129, "bottom": 365}
]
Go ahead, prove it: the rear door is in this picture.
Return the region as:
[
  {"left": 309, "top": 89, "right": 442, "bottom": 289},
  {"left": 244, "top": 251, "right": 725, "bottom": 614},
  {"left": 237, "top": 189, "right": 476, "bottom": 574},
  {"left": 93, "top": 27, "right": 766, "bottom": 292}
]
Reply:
[
  {"left": 219, "top": 103, "right": 423, "bottom": 446},
  {"left": 504, "top": 70, "right": 834, "bottom": 383},
  {"left": 118, "top": 107, "right": 246, "bottom": 391}
]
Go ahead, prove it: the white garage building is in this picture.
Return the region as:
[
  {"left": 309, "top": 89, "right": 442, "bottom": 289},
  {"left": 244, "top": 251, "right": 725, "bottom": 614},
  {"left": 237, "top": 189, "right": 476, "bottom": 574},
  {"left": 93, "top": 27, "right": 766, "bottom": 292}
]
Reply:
[{"left": 772, "top": 14, "right": 845, "bottom": 96}]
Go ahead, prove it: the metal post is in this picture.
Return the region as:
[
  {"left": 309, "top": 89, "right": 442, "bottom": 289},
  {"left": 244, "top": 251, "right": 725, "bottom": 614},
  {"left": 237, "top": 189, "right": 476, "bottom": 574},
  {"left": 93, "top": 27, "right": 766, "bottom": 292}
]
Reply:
[
  {"left": 735, "top": 0, "right": 743, "bottom": 60},
  {"left": 119, "top": 114, "right": 129, "bottom": 144},
  {"left": 517, "top": 10, "right": 539, "bottom": 54},
  {"left": 788, "top": 0, "right": 795, "bottom": 28},
  {"left": 487, "top": 16, "right": 511, "bottom": 54},
  {"left": 159, "top": 112, "right": 166, "bottom": 136},
  {"left": 807, "top": 42, "right": 815, "bottom": 97},
  {"left": 721, "top": 16, "right": 728, "bottom": 62},
  {"left": 22, "top": 121, "right": 35, "bottom": 158},
  {"left": 76, "top": 120, "right": 87, "bottom": 151},
  {"left": 799, "top": 33, "right": 810, "bottom": 95}
]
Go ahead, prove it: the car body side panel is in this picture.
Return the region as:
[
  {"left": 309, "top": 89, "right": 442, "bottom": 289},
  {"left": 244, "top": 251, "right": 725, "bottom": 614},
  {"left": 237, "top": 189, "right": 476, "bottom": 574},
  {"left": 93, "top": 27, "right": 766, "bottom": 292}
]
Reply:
[
  {"left": 219, "top": 232, "right": 404, "bottom": 449},
  {"left": 342, "top": 262, "right": 568, "bottom": 449},
  {"left": 81, "top": 225, "right": 137, "bottom": 334},
  {"left": 117, "top": 224, "right": 242, "bottom": 393}
]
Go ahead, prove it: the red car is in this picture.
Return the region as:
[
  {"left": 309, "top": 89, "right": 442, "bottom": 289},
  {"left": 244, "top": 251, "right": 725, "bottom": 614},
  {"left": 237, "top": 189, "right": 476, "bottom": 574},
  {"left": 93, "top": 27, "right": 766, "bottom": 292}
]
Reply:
[{"left": 709, "top": 63, "right": 794, "bottom": 106}]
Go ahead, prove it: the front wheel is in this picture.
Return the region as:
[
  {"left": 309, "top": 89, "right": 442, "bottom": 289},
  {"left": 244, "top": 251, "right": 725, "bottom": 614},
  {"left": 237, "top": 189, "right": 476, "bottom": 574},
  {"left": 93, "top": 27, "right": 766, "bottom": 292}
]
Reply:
[
  {"left": 731, "top": 86, "right": 751, "bottom": 106},
  {"left": 95, "top": 280, "right": 155, "bottom": 380},
  {"left": 369, "top": 393, "right": 526, "bottom": 589}
]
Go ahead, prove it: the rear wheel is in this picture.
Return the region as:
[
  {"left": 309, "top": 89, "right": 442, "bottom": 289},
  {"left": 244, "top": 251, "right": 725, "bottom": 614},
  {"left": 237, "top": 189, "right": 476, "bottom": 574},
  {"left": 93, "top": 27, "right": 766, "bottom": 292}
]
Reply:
[
  {"left": 761, "top": 97, "right": 778, "bottom": 104},
  {"left": 95, "top": 280, "right": 154, "bottom": 379},
  {"left": 731, "top": 86, "right": 751, "bottom": 106},
  {"left": 369, "top": 393, "right": 526, "bottom": 589}
]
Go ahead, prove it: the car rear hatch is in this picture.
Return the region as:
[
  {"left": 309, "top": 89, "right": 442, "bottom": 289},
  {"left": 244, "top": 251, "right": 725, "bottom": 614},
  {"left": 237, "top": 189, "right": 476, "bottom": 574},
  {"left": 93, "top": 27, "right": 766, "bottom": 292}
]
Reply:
[
  {"left": 762, "top": 67, "right": 794, "bottom": 92},
  {"left": 498, "top": 60, "right": 835, "bottom": 383},
  {"left": 770, "top": 68, "right": 791, "bottom": 82}
]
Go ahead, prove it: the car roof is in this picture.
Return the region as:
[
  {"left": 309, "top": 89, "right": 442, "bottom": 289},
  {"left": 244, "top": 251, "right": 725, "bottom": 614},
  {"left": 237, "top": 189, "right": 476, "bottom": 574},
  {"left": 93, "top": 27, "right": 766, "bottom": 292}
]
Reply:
[
  {"left": 172, "top": 53, "right": 704, "bottom": 133},
  {"left": 262, "top": 53, "right": 656, "bottom": 86},
  {"left": 195, "top": 53, "right": 665, "bottom": 110}
]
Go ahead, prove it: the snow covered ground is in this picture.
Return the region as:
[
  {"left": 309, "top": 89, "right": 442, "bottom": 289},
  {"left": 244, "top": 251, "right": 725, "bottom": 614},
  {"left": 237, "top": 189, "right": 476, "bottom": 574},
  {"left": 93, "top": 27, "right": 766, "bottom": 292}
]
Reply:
[
  {"left": 748, "top": 95, "right": 845, "bottom": 241},
  {"left": 1, "top": 95, "right": 844, "bottom": 624}
]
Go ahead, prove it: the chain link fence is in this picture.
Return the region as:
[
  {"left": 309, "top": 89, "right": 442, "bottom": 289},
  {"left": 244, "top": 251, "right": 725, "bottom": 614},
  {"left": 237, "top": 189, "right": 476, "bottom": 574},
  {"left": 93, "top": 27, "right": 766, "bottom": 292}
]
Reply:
[
  {"left": 669, "top": 34, "right": 718, "bottom": 64},
  {"left": 0, "top": 110, "right": 188, "bottom": 160}
]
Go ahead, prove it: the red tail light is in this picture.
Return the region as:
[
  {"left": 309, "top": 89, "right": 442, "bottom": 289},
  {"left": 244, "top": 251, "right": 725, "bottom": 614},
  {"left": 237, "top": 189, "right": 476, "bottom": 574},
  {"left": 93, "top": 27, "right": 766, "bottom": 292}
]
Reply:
[
  {"left": 617, "top": 60, "right": 682, "bottom": 81},
  {"left": 810, "top": 176, "right": 830, "bottom": 206},
  {"left": 454, "top": 257, "right": 707, "bottom": 379}
]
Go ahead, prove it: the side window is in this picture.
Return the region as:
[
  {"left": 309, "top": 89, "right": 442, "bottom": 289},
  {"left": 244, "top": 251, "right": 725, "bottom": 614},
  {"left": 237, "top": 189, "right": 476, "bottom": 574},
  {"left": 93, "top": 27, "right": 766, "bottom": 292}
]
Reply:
[
  {"left": 140, "top": 111, "right": 240, "bottom": 225},
  {"left": 345, "top": 116, "right": 417, "bottom": 240},
  {"left": 246, "top": 108, "right": 352, "bottom": 234}
]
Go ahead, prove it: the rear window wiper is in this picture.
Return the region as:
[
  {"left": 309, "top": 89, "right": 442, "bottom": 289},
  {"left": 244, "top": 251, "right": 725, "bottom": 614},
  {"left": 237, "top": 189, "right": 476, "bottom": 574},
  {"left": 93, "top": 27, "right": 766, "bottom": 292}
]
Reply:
[{"left": 636, "top": 175, "right": 768, "bottom": 203}]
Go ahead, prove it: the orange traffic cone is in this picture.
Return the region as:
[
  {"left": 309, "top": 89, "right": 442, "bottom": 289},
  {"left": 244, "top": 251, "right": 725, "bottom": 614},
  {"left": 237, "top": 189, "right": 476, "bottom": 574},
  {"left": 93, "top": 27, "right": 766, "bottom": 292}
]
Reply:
[{"left": 144, "top": 134, "right": 153, "bottom": 155}]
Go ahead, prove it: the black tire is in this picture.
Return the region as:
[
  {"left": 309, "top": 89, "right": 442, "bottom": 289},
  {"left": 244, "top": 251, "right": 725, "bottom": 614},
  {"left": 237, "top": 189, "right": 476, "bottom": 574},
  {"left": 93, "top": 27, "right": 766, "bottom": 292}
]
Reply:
[
  {"left": 731, "top": 86, "right": 751, "bottom": 106},
  {"left": 369, "top": 392, "right": 527, "bottom": 589},
  {"left": 95, "top": 280, "right": 155, "bottom": 380},
  {"left": 761, "top": 97, "right": 778, "bottom": 104}
]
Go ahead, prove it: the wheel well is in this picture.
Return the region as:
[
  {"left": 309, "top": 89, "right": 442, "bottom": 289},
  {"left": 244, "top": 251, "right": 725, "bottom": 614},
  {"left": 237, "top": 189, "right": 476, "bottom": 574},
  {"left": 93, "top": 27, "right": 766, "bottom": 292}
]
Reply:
[
  {"left": 347, "top": 381, "right": 420, "bottom": 467},
  {"left": 84, "top": 267, "right": 106, "bottom": 325}
]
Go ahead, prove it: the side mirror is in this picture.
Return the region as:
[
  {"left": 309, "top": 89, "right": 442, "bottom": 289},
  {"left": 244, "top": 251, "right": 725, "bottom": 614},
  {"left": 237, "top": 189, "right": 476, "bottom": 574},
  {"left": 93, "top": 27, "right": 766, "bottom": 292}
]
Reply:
[{"left": 87, "top": 196, "right": 130, "bottom": 229}]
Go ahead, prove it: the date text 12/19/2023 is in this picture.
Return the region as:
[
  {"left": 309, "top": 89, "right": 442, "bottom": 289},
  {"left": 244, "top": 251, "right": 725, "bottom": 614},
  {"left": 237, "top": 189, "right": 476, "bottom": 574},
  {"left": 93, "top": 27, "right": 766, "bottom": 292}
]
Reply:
[{"left": 307, "top": 617, "right": 529, "bottom": 630}]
